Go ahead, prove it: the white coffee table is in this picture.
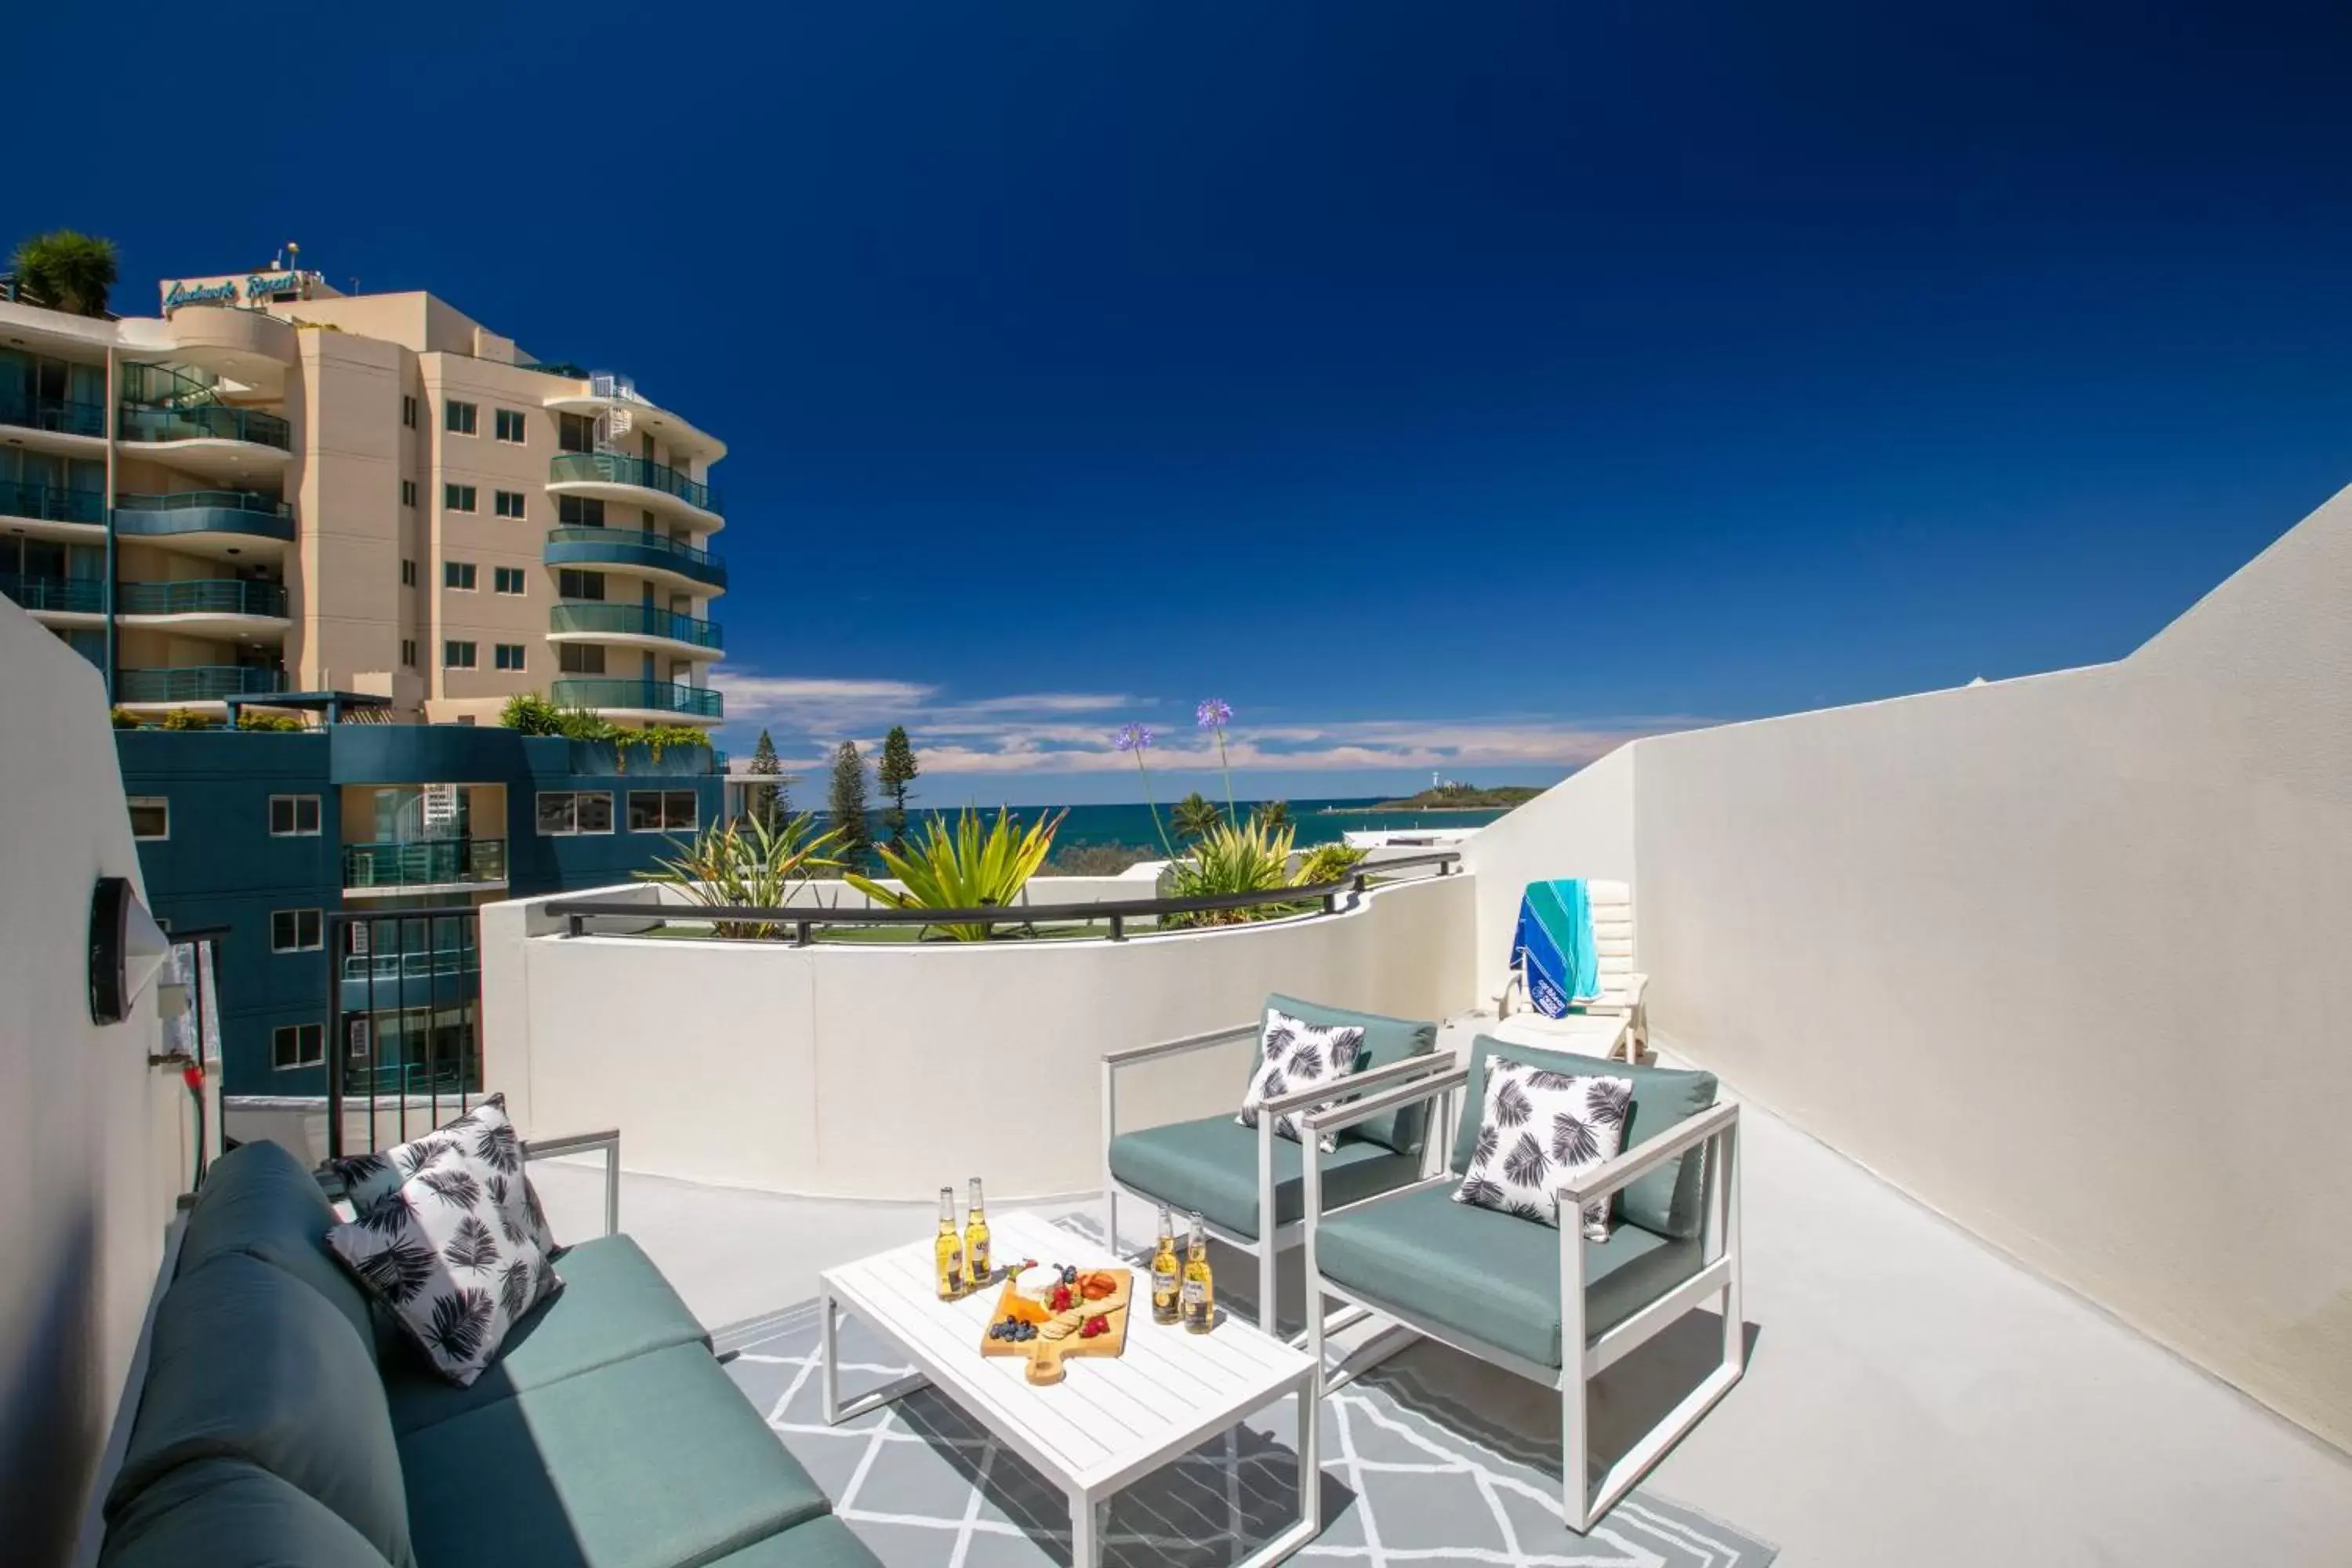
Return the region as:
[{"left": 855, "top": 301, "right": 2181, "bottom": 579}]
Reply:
[{"left": 818, "top": 1209, "right": 1320, "bottom": 1566}]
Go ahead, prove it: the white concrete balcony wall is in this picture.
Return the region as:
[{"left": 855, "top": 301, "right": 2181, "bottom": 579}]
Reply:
[
  {"left": 481, "top": 871, "right": 1475, "bottom": 1202},
  {"left": 1465, "top": 482, "right": 2352, "bottom": 1457}
]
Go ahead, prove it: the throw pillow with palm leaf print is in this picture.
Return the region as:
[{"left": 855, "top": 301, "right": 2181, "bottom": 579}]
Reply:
[
  {"left": 1237, "top": 1007, "right": 1367, "bottom": 1152},
  {"left": 329, "top": 1094, "right": 557, "bottom": 1259},
  {"left": 1453, "top": 1058, "right": 1633, "bottom": 1239},
  {"left": 324, "top": 1126, "right": 561, "bottom": 1385}
]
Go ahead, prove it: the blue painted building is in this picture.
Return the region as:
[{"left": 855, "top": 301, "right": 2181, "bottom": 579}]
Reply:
[{"left": 117, "top": 724, "right": 721, "bottom": 1099}]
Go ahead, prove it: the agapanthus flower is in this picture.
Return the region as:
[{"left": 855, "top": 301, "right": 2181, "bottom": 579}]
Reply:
[
  {"left": 1196, "top": 698, "right": 1233, "bottom": 729},
  {"left": 1114, "top": 723, "right": 1154, "bottom": 753}
]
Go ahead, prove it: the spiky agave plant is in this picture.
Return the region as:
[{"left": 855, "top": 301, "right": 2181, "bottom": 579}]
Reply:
[
  {"left": 636, "top": 811, "right": 843, "bottom": 938},
  {"left": 844, "top": 806, "right": 1065, "bottom": 941},
  {"left": 1162, "top": 815, "right": 1298, "bottom": 927}
]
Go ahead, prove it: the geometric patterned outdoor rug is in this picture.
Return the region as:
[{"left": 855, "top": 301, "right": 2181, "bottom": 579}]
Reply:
[{"left": 717, "top": 1240, "right": 1777, "bottom": 1567}]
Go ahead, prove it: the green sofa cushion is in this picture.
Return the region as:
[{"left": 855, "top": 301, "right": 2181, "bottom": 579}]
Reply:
[
  {"left": 383, "top": 1234, "right": 710, "bottom": 1438},
  {"left": 107, "top": 1253, "right": 416, "bottom": 1568},
  {"left": 99, "top": 1459, "right": 397, "bottom": 1568},
  {"left": 1261, "top": 993, "right": 1439, "bottom": 1155},
  {"left": 703, "top": 1517, "right": 884, "bottom": 1566},
  {"left": 1109, "top": 1113, "right": 1422, "bottom": 1240},
  {"left": 176, "top": 1138, "right": 378, "bottom": 1359},
  {"left": 398, "top": 1342, "right": 830, "bottom": 1568},
  {"left": 1452, "top": 1037, "right": 1718, "bottom": 1239},
  {"left": 1313, "top": 1184, "right": 1702, "bottom": 1367}
]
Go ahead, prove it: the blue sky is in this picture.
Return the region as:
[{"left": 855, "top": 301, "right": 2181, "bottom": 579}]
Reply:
[{"left": 17, "top": 2, "right": 2352, "bottom": 803}]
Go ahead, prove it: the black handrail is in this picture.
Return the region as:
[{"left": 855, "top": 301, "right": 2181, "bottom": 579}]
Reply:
[{"left": 544, "top": 850, "right": 1462, "bottom": 945}]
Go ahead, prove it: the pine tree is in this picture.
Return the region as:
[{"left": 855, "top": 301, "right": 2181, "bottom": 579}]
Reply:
[
  {"left": 828, "top": 739, "right": 873, "bottom": 866},
  {"left": 877, "top": 726, "right": 920, "bottom": 850},
  {"left": 746, "top": 729, "right": 786, "bottom": 827}
]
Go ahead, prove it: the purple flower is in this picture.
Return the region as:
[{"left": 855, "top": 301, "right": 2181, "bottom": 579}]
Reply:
[
  {"left": 1114, "top": 723, "right": 1154, "bottom": 753},
  {"left": 1195, "top": 698, "right": 1232, "bottom": 730}
]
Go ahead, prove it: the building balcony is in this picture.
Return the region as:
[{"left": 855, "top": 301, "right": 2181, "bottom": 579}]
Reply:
[
  {"left": 117, "top": 400, "right": 292, "bottom": 485},
  {"left": 114, "top": 491, "right": 296, "bottom": 557},
  {"left": 543, "top": 526, "right": 727, "bottom": 594},
  {"left": 0, "top": 573, "right": 106, "bottom": 620},
  {"left": 115, "top": 665, "right": 289, "bottom": 705},
  {"left": 0, "top": 385, "right": 107, "bottom": 443},
  {"left": 547, "top": 601, "right": 724, "bottom": 659},
  {"left": 116, "top": 577, "right": 289, "bottom": 636},
  {"left": 549, "top": 677, "right": 723, "bottom": 724},
  {"left": 337, "top": 941, "right": 481, "bottom": 1011},
  {"left": 0, "top": 481, "right": 107, "bottom": 543},
  {"left": 341, "top": 837, "right": 510, "bottom": 896},
  {"left": 546, "top": 452, "right": 723, "bottom": 531}
]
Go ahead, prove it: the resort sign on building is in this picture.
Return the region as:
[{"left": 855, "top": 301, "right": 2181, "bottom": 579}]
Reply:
[{"left": 159, "top": 270, "right": 329, "bottom": 314}]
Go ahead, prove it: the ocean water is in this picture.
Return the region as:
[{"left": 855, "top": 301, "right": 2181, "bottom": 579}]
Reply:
[{"left": 814, "top": 797, "right": 1506, "bottom": 852}]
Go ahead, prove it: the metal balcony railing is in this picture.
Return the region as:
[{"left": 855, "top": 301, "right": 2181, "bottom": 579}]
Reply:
[
  {"left": 0, "top": 479, "right": 107, "bottom": 524},
  {"left": 549, "top": 600, "right": 724, "bottom": 650},
  {"left": 341, "top": 838, "right": 510, "bottom": 890},
  {"left": 0, "top": 386, "right": 107, "bottom": 437},
  {"left": 543, "top": 526, "right": 727, "bottom": 590},
  {"left": 117, "top": 666, "right": 289, "bottom": 702},
  {"left": 117, "top": 579, "right": 290, "bottom": 618},
  {"left": 114, "top": 491, "right": 296, "bottom": 543},
  {"left": 548, "top": 678, "right": 723, "bottom": 719},
  {"left": 548, "top": 451, "right": 720, "bottom": 516},
  {"left": 0, "top": 574, "right": 106, "bottom": 614},
  {"left": 118, "top": 401, "right": 292, "bottom": 450}
]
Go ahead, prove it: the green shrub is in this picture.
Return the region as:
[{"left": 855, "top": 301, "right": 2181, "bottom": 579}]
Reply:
[
  {"left": 1294, "top": 841, "right": 1367, "bottom": 886},
  {"left": 110, "top": 706, "right": 140, "bottom": 730},
  {"left": 500, "top": 691, "right": 565, "bottom": 735},
  {"left": 846, "top": 807, "right": 1066, "bottom": 941},
  {"left": 236, "top": 710, "right": 305, "bottom": 732},
  {"left": 158, "top": 708, "right": 216, "bottom": 731}
]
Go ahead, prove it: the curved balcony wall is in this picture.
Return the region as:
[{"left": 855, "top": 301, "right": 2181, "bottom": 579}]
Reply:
[
  {"left": 543, "top": 527, "right": 727, "bottom": 592},
  {"left": 548, "top": 601, "right": 724, "bottom": 652},
  {"left": 117, "top": 666, "right": 289, "bottom": 703},
  {"left": 546, "top": 452, "right": 721, "bottom": 521},
  {"left": 0, "top": 480, "right": 106, "bottom": 525},
  {"left": 548, "top": 678, "right": 723, "bottom": 720},
  {"left": 114, "top": 492, "right": 296, "bottom": 546},
  {"left": 118, "top": 579, "right": 289, "bottom": 619},
  {"left": 479, "top": 870, "right": 1474, "bottom": 1201}
]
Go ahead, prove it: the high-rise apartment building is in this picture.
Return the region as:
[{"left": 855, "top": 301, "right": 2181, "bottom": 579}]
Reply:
[{"left": 2, "top": 259, "right": 725, "bottom": 724}]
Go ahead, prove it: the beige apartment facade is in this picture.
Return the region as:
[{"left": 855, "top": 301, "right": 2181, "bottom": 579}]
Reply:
[{"left": 0, "top": 260, "right": 727, "bottom": 726}]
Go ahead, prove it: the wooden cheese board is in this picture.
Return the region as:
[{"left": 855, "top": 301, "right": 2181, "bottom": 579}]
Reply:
[{"left": 978, "top": 1266, "right": 1132, "bottom": 1385}]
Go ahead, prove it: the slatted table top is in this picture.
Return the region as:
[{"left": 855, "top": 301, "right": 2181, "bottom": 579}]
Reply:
[{"left": 818, "top": 1209, "right": 1315, "bottom": 1493}]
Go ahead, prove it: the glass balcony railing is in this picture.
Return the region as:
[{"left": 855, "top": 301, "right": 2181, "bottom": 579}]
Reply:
[
  {"left": 118, "top": 579, "right": 289, "bottom": 619},
  {"left": 549, "top": 601, "right": 724, "bottom": 650},
  {"left": 0, "top": 385, "right": 107, "bottom": 437},
  {"left": 117, "top": 666, "right": 289, "bottom": 702},
  {"left": 342, "top": 838, "right": 510, "bottom": 891},
  {"left": 543, "top": 526, "right": 727, "bottom": 590},
  {"left": 0, "top": 574, "right": 106, "bottom": 614},
  {"left": 114, "top": 491, "right": 296, "bottom": 544},
  {"left": 0, "top": 480, "right": 107, "bottom": 524},
  {"left": 341, "top": 944, "right": 481, "bottom": 982},
  {"left": 118, "top": 401, "right": 292, "bottom": 450},
  {"left": 549, "top": 679, "right": 723, "bottom": 719},
  {"left": 547, "top": 452, "right": 721, "bottom": 517}
]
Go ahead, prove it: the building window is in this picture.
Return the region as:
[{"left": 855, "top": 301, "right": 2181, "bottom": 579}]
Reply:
[
  {"left": 557, "top": 642, "right": 606, "bottom": 675},
  {"left": 556, "top": 568, "right": 606, "bottom": 601},
  {"left": 557, "top": 494, "right": 604, "bottom": 528},
  {"left": 628, "top": 789, "right": 699, "bottom": 833},
  {"left": 402, "top": 394, "right": 418, "bottom": 429},
  {"left": 494, "top": 489, "right": 526, "bottom": 519},
  {"left": 493, "top": 566, "right": 526, "bottom": 595},
  {"left": 270, "top": 909, "right": 324, "bottom": 953},
  {"left": 401, "top": 558, "right": 417, "bottom": 586},
  {"left": 401, "top": 478, "right": 417, "bottom": 508},
  {"left": 445, "top": 399, "right": 477, "bottom": 435},
  {"left": 272, "top": 1022, "right": 325, "bottom": 1070},
  {"left": 494, "top": 643, "right": 526, "bottom": 671},
  {"left": 268, "top": 795, "right": 322, "bottom": 837},
  {"left": 536, "top": 790, "right": 614, "bottom": 835},
  {"left": 401, "top": 638, "right": 418, "bottom": 669},
  {"left": 127, "top": 797, "right": 170, "bottom": 840},
  {"left": 557, "top": 412, "right": 597, "bottom": 453},
  {"left": 445, "top": 561, "right": 477, "bottom": 590},
  {"left": 445, "top": 483, "right": 477, "bottom": 513},
  {"left": 445, "top": 641, "right": 477, "bottom": 670},
  {"left": 494, "top": 408, "right": 527, "bottom": 443}
]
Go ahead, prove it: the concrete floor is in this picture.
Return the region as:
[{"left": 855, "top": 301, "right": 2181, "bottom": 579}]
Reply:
[{"left": 528, "top": 1090, "right": 2352, "bottom": 1567}]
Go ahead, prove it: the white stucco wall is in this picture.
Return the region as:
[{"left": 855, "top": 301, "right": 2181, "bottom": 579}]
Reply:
[
  {"left": 0, "top": 609, "right": 204, "bottom": 1560},
  {"left": 481, "top": 872, "right": 1476, "bottom": 1200},
  {"left": 1465, "top": 482, "right": 2352, "bottom": 1454}
]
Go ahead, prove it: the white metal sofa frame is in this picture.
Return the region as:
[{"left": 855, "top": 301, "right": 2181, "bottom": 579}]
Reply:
[
  {"left": 1491, "top": 879, "right": 1650, "bottom": 1062},
  {"left": 1300, "top": 1069, "right": 1744, "bottom": 1533},
  {"left": 1100, "top": 1020, "right": 1455, "bottom": 1337}
]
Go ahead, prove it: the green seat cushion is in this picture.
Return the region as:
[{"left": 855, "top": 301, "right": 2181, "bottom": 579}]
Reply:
[
  {"left": 1314, "top": 1184, "right": 1702, "bottom": 1367},
  {"left": 703, "top": 1518, "right": 884, "bottom": 1567},
  {"left": 176, "top": 1138, "right": 378, "bottom": 1359},
  {"left": 1263, "top": 994, "right": 1439, "bottom": 1155},
  {"left": 107, "top": 1254, "right": 416, "bottom": 1568},
  {"left": 1454, "top": 1037, "right": 1718, "bottom": 1239},
  {"left": 383, "top": 1234, "right": 710, "bottom": 1437},
  {"left": 1109, "top": 1114, "right": 1422, "bottom": 1241},
  {"left": 398, "top": 1342, "right": 829, "bottom": 1568},
  {"left": 99, "top": 1459, "right": 397, "bottom": 1568}
]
